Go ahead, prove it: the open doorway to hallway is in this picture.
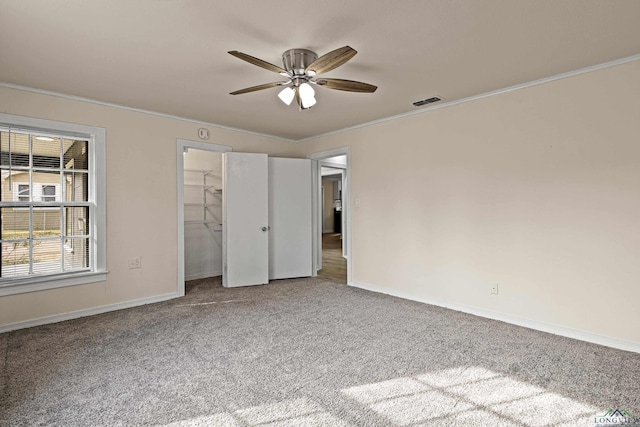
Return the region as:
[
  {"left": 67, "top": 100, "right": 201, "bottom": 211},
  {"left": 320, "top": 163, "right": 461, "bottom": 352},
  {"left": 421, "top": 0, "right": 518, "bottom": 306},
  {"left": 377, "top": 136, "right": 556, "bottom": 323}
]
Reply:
[
  {"left": 318, "top": 232, "right": 346, "bottom": 284},
  {"left": 317, "top": 161, "right": 347, "bottom": 284}
]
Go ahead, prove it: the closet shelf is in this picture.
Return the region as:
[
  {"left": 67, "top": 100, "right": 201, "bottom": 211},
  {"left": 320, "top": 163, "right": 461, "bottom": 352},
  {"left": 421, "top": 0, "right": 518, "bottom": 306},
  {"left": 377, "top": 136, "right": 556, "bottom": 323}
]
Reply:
[
  {"left": 184, "top": 169, "right": 214, "bottom": 176},
  {"left": 184, "top": 202, "right": 217, "bottom": 207},
  {"left": 184, "top": 167, "right": 222, "bottom": 230},
  {"left": 184, "top": 220, "right": 222, "bottom": 231},
  {"left": 184, "top": 184, "right": 222, "bottom": 192}
]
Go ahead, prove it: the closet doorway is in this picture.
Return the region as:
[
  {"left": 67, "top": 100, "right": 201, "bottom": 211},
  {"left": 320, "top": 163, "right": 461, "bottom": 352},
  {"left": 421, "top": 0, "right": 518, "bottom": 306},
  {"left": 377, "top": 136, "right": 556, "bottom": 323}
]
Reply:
[{"left": 176, "top": 139, "right": 231, "bottom": 296}]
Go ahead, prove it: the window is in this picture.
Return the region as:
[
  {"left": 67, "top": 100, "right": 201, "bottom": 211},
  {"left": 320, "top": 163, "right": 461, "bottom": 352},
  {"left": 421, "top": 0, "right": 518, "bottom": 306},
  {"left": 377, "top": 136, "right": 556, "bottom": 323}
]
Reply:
[
  {"left": 17, "top": 184, "right": 30, "bottom": 202},
  {"left": 0, "top": 114, "right": 106, "bottom": 295},
  {"left": 42, "top": 185, "right": 56, "bottom": 202}
]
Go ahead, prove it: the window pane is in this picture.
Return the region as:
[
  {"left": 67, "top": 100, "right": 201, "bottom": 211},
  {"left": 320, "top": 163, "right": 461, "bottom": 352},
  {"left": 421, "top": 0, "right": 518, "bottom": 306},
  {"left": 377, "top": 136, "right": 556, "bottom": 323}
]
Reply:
[
  {"left": 18, "top": 184, "right": 30, "bottom": 202},
  {"left": 43, "top": 185, "right": 55, "bottom": 196},
  {"left": 64, "top": 140, "right": 88, "bottom": 170},
  {"left": 64, "top": 171, "right": 88, "bottom": 202},
  {"left": 0, "top": 207, "right": 29, "bottom": 240},
  {"left": 32, "top": 169, "right": 60, "bottom": 197},
  {"left": 42, "top": 185, "right": 56, "bottom": 202},
  {"left": 1, "top": 168, "right": 13, "bottom": 202},
  {"left": 32, "top": 238, "right": 62, "bottom": 275},
  {"left": 1, "top": 239, "right": 31, "bottom": 277},
  {"left": 65, "top": 206, "right": 89, "bottom": 236},
  {"left": 0, "top": 130, "right": 30, "bottom": 167},
  {"left": 32, "top": 136, "right": 62, "bottom": 169},
  {"left": 33, "top": 207, "right": 61, "bottom": 238},
  {"left": 1, "top": 168, "right": 28, "bottom": 202},
  {"left": 65, "top": 237, "right": 89, "bottom": 270}
]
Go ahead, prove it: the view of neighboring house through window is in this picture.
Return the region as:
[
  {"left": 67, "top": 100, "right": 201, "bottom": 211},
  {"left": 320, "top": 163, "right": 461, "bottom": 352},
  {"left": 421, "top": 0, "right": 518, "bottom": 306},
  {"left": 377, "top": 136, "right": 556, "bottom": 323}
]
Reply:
[
  {"left": 0, "top": 128, "right": 90, "bottom": 279},
  {"left": 42, "top": 185, "right": 56, "bottom": 202},
  {"left": 17, "top": 184, "right": 29, "bottom": 202}
]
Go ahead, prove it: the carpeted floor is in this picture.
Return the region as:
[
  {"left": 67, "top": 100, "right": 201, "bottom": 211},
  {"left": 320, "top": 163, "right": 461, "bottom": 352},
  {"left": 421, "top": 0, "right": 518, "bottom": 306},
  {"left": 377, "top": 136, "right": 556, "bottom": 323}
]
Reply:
[{"left": 1, "top": 277, "right": 639, "bottom": 426}]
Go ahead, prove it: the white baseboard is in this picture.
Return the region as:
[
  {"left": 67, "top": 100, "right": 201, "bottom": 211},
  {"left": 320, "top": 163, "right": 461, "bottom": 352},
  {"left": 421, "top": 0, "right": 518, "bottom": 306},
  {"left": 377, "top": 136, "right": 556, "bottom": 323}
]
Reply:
[
  {"left": 185, "top": 270, "right": 222, "bottom": 282},
  {"left": 0, "top": 292, "right": 181, "bottom": 334},
  {"left": 350, "top": 280, "right": 640, "bottom": 354}
]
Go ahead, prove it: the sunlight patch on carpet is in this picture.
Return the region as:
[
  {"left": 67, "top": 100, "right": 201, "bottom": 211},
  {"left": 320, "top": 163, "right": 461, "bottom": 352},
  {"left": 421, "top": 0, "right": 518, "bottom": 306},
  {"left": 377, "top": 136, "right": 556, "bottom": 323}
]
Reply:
[
  {"left": 342, "top": 366, "right": 600, "bottom": 426},
  {"left": 234, "top": 397, "right": 349, "bottom": 426}
]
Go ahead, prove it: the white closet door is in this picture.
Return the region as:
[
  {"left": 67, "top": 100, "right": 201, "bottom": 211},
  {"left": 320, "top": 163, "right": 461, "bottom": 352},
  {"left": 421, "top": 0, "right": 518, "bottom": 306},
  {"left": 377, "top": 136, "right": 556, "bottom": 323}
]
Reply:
[
  {"left": 268, "top": 158, "right": 313, "bottom": 280},
  {"left": 222, "top": 152, "right": 269, "bottom": 287}
]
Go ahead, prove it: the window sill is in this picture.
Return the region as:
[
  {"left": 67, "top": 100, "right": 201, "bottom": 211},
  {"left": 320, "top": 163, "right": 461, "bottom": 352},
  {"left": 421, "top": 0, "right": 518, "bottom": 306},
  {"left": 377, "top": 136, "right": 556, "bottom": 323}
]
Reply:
[{"left": 0, "top": 270, "right": 108, "bottom": 296}]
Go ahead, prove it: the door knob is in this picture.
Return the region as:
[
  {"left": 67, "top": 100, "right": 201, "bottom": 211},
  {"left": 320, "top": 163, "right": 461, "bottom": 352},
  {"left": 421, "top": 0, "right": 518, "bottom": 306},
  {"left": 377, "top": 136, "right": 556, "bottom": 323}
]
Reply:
[{"left": 262, "top": 226, "right": 271, "bottom": 231}]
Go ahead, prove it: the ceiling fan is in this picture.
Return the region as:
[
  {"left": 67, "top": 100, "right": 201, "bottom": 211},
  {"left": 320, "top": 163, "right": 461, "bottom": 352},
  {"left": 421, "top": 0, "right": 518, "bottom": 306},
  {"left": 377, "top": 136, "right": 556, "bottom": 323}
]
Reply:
[{"left": 228, "top": 46, "right": 377, "bottom": 110}]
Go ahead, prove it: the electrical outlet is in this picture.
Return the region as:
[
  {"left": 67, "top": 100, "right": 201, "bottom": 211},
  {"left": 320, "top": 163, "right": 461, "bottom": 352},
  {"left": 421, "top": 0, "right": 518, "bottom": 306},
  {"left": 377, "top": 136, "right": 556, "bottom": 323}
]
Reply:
[
  {"left": 491, "top": 283, "right": 499, "bottom": 295},
  {"left": 128, "top": 257, "right": 142, "bottom": 269}
]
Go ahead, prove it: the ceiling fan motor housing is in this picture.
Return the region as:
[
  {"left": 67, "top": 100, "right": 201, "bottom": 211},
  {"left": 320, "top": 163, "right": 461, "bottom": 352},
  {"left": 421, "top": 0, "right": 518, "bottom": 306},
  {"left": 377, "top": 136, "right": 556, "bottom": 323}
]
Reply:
[{"left": 282, "top": 49, "right": 318, "bottom": 78}]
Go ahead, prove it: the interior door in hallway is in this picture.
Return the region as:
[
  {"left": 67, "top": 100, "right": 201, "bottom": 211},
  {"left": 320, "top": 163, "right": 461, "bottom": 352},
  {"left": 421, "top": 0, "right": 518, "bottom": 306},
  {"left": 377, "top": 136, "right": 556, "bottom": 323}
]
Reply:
[{"left": 222, "top": 152, "right": 269, "bottom": 287}]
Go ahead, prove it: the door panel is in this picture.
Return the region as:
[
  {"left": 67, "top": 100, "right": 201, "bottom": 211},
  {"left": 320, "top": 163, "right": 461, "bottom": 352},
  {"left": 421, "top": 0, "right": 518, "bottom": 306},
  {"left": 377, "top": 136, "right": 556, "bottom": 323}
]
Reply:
[
  {"left": 222, "top": 152, "right": 269, "bottom": 287},
  {"left": 268, "top": 158, "right": 312, "bottom": 280}
]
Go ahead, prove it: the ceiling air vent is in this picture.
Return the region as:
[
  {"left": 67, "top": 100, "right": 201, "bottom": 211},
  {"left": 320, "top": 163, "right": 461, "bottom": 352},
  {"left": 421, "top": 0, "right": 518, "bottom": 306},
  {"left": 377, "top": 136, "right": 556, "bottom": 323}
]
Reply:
[{"left": 413, "top": 96, "right": 442, "bottom": 107}]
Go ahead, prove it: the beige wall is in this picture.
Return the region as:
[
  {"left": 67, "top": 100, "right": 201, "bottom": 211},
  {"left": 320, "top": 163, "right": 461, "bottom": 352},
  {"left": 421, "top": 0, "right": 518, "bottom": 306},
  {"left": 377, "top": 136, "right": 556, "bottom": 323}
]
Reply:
[
  {"left": 299, "top": 60, "right": 640, "bottom": 346},
  {"left": 0, "top": 86, "right": 298, "bottom": 327}
]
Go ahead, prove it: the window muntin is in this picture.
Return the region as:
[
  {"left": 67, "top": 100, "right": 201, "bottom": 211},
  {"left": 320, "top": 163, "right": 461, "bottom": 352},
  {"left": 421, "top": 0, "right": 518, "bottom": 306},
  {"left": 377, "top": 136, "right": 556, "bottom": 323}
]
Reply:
[{"left": 0, "top": 128, "right": 91, "bottom": 279}]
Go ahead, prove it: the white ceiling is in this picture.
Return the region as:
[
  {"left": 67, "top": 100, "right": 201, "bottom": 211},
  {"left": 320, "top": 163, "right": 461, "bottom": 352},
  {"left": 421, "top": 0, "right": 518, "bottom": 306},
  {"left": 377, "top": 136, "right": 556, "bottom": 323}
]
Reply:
[{"left": 1, "top": 1, "right": 639, "bottom": 141}]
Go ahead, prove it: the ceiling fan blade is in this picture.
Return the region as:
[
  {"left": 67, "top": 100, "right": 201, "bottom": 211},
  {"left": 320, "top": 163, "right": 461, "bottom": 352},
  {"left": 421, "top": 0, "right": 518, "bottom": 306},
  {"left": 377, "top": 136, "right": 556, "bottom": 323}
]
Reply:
[
  {"left": 228, "top": 51, "right": 287, "bottom": 74},
  {"left": 316, "top": 78, "right": 377, "bottom": 93},
  {"left": 230, "top": 82, "right": 283, "bottom": 95},
  {"left": 305, "top": 46, "right": 357, "bottom": 75}
]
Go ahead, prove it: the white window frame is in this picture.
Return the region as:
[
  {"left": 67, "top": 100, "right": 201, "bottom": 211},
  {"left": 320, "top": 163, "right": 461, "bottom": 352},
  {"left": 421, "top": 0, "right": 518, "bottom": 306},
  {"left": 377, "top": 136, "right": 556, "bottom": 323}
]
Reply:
[{"left": 0, "top": 113, "right": 107, "bottom": 296}]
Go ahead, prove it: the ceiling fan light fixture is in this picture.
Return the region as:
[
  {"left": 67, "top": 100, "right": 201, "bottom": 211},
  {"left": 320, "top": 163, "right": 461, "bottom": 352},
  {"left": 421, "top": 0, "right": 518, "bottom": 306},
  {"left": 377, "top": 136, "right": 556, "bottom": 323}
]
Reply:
[
  {"left": 278, "top": 87, "right": 295, "bottom": 105},
  {"left": 298, "top": 82, "right": 316, "bottom": 109},
  {"left": 301, "top": 94, "right": 317, "bottom": 109}
]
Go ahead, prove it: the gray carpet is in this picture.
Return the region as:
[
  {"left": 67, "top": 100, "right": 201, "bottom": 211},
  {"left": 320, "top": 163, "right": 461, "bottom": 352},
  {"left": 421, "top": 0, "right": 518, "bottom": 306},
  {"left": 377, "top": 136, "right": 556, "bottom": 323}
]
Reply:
[{"left": 1, "top": 277, "right": 639, "bottom": 426}]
